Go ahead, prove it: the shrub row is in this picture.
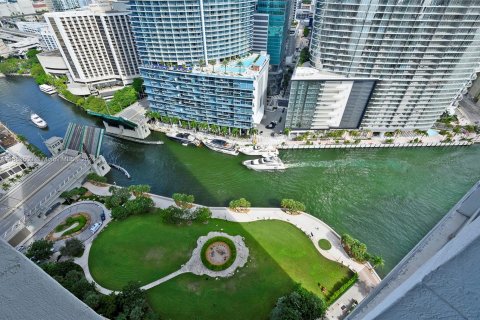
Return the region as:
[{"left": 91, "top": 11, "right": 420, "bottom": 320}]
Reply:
[{"left": 326, "top": 273, "right": 359, "bottom": 305}]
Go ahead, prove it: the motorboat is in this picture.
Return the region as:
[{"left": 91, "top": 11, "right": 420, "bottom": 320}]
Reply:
[
  {"left": 239, "top": 145, "right": 279, "bottom": 156},
  {"left": 243, "top": 156, "right": 286, "bottom": 171},
  {"left": 30, "top": 113, "right": 48, "bottom": 129},
  {"left": 203, "top": 138, "right": 239, "bottom": 156},
  {"left": 39, "top": 84, "right": 57, "bottom": 95},
  {"left": 166, "top": 132, "right": 201, "bottom": 146}
]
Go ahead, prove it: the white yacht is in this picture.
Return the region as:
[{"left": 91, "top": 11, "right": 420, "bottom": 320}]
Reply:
[
  {"left": 30, "top": 113, "right": 48, "bottom": 129},
  {"left": 239, "top": 145, "right": 279, "bottom": 157},
  {"left": 39, "top": 84, "right": 57, "bottom": 95},
  {"left": 166, "top": 132, "right": 201, "bottom": 146},
  {"left": 203, "top": 138, "right": 239, "bottom": 156},
  {"left": 243, "top": 156, "right": 286, "bottom": 171}
]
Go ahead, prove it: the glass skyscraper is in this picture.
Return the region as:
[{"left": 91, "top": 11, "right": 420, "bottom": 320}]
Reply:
[
  {"left": 256, "top": 0, "right": 290, "bottom": 66},
  {"left": 310, "top": 0, "right": 480, "bottom": 131},
  {"left": 129, "top": 0, "right": 269, "bottom": 130}
]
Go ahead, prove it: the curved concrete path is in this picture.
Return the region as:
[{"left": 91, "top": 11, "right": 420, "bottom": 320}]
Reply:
[{"left": 81, "top": 182, "right": 381, "bottom": 296}]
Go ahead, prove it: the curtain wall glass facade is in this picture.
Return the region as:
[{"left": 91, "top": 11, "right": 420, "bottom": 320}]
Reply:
[
  {"left": 310, "top": 0, "right": 480, "bottom": 131},
  {"left": 256, "top": 0, "right": 290, "bottom": 65}
]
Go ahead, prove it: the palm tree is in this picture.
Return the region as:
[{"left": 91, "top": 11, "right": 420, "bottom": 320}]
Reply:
[
  {"left": 371, "top": 255, "right": 385, "bottom": 269},
  {"left": 394, "top": 129, "right": 402, "bottom": 137},
  {"left": 231, "top": 127, "right": 240, "bottom": 137},
  {"left": 236, "top": 60, "right": 244, "bottom": 74},
  {"left": 199, "top": 59, "right": 205, "bottom": 72},
  {"left": 210, "top": 124, "right": 219, "bottom": 134},
  {"left": 221, "top": 126, "right": 229, "bottom": 136},
  {"left": 199, "top": 122, "right": 208, "bottom": 131},
  {"left": 221, "top": 59, "right": 229, "bottom": 73},
  {"left": 190, "top": 120, "right": 198, "bottom": 131}
]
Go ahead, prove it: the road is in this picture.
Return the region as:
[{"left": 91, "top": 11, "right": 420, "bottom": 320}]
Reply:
[
  {"left": 24, "top": 201, "right": 107, "bottom": 251},
  {"left": 0, "top": 149, "right": 91, "bottom": 241},
  {"left": 458, "top": 94, "right": 480, "bottom": 124}
]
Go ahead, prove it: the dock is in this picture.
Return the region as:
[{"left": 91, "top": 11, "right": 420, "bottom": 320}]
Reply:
[{"left": 105, "top": 132, "right": 164, "bottom": 145}]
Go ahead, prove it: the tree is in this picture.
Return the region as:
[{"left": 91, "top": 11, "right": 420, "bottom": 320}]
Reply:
[
  {"left": 236, "top": 60, "right": 244, "bottom": 74},
  {"left": 26, "top": 48, "right": 41, "bottom": 60},
  {"left": 160, "top": 205, "right": 186, "bottom": 224},
  {"left": 26, "top": 239, "right": 54, "bottom": 262},
  {"left": 105, "top": 186, "right": 131, "bottom": 209},
  {"left": 222, "top": 59, "right": 229, "bottom": 73},
  {"left": 270, "top": 285, "right": 327, "bottom": 320},
  {"left": 229, "top": 198, "right": 251, "bottom": 212},
  {"left": 128, "top": 184, "right": 150, "bottom": 197},
  {"left": 115, "top": 282, "right": 157, "bottom": 320},
  {"left": 132, "top": 77, "right": 144, "bottom": 94},
  {"left": 370, "top": 255, "right": 385, "bottom": 268},
  {"left": 172, "top": 193, "right": 195, "bottom": 209},
  {"left": 303, "top": 27, "right": 310, "bottom": 37},
  {"left": 280, "top": 199, "right": 306, "bottom": 214},
  {"left": 60, "top": 238, "right": 85, "bottom": 257},
  {"left": 62, "top": 270, "right": 96, "bottom": 300},
  {"left": 96, "top": 294, "right": 117, "bottom": 319},
  {"left": 193, "top": 207, "right": 212, "bottom": 223},
  {"left": 124, "top": 196, "right": 155, "bottom": 215},
  {"left": 298, "top": 48, "right": 311, "bottom": 65}
]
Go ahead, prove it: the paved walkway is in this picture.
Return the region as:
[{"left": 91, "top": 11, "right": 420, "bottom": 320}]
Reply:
[{"left": 81, "top": 182, "right": 382, "bottom": 314}]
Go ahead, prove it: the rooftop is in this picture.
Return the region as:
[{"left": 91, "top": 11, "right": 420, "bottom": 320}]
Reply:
[{"left": 142, "top": 52, "right": 270, "bottom": 79}]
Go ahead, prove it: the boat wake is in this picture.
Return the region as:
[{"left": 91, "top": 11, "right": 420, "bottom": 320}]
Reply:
[{"left": 285, "top": 159, "right": 365, "bottom": 169}]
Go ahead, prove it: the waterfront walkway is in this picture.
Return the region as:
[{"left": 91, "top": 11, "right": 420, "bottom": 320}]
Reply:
[{"left": 81, "top": 182, "right": 381, "bottom": 307}]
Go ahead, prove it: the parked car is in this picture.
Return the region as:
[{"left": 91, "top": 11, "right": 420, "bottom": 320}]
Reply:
[
  {"left": 279, "top": 116, "right": 283, "bottom": 123},
  {"left": 90, "top": 222, "right": 101, "bottom": 234},
  {"left": 100, "top": 213, "right": 106, "bottom": 221}
]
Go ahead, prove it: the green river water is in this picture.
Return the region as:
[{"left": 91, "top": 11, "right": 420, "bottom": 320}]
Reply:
[{"left": 1, "top": 76, "right": 479, "bottom": 275}]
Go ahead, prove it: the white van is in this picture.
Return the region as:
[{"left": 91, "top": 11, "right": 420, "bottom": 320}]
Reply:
[{"left": 90, "top": 222, "right": 101, "bottom": 234}]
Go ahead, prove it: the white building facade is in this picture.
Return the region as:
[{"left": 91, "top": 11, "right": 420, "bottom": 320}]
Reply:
[
  {"left": 45, "top": 3, "right": 140, "bottom": 88},
  {"left": 286, "top": 67, "right": 376, "bottom": 130},
  {"left": 16, "top": 22, "right": 58, "bottom": 51},
  {"left": 310, "top": 0, "right": 480, "bottom": 131}
]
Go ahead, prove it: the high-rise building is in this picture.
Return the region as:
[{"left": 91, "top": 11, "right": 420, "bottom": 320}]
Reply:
[
  {"left": 45, "top": 2, "right": 140, "bottom": 89},
  {"left": 285, "top": 67, "right": 375, "bottom": 130},
  {"left": 45, "top": 0, "right": 80, "bottom": 12},
  {"left": 253, "top": 13, "right": 269, "bottom": 53},
  {"left": 129, "top": 0, "right": 269, "bottom": 130},
  {"left": 16, "top": 22, "right": 58, "bottom": 51},
  {"left": 256, "top": 0, "right": 290, "bottom": 66},
  {"left": 309, "top": 1, "right": 480, "bottom": 131}
]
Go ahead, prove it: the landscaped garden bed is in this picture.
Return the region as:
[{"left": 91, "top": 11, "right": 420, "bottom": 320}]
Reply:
[{"left": 200, "top": 236, "right": 237, "bottom": 271}]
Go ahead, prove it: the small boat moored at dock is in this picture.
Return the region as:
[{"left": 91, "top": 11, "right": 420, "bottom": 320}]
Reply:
[
  {"left": 243, "top": 156, "right": 286, "bottom": 171},
  {"left": 30, "top": 113, "right": 48, "bottom": 128},
  {"left": 203, "top": 138, "right": 239, "bottom": 156},
  {"left": 166, "top": 132, "right": 201, "bottom": 146},
  {"left": 239, "top": 145, "right": 279, "bottom": 156},
  {"left": 39, "top": 84, "right": 57, "bottom": 95}
]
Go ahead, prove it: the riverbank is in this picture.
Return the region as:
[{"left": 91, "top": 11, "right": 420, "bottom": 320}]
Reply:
[
  {"left": 2, "top": 76, "right": 480, "bottom": 275},
  {"left": 148, "top": 120, "right": 479, "bottom": 151}
]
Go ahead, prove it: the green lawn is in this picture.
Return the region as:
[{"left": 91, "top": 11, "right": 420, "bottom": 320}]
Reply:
[{"left": 89, "top": 213, "right": 352, "bottom": 320}]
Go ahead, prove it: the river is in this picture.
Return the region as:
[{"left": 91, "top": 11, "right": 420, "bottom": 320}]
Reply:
[{"left": 1, "top": 76, "right": 480, "bottom": 275}]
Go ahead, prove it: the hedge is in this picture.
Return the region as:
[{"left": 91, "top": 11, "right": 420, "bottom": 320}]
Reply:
[
  {"left": 326, "top": 273, "right": 359, "bottom": 305},
  {"left": 200, "top": 236, "right": 237, "bottom": 271}
]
